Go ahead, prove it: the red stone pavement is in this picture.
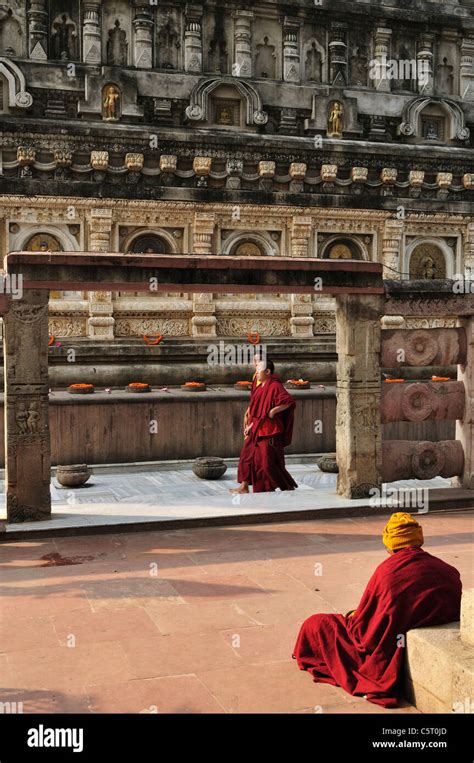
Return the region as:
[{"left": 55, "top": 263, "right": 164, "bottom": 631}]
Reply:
[{"left": 0, "top": 511, "right": 472, "bottom": 714}]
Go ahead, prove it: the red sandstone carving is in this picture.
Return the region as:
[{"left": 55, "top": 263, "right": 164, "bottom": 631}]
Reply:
[
  {"left": 381, "top": 327, "right": 467, "bottom": 368},
  {"left": 382, "top": 440, "right": 464, "bottom": 482},
  {"left": 381, "top": 381, "right": 465, "bottom": 423}
]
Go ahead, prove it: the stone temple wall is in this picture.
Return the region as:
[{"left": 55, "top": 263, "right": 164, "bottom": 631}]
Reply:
[{"left": 0, "top": 0, "right": 473, "bottom": 343}]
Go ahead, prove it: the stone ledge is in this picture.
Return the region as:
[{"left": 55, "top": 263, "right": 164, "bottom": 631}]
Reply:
[{"left": 404, "top": 595, "right": 474, "bottom": 713}]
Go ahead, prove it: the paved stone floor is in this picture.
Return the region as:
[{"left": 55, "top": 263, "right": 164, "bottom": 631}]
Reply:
[
  {"left": 0, "top": 463, "right": 457, "bottom": 535},
  {"left": 0, "top": 510, "right": 471, "bottom": 713}
]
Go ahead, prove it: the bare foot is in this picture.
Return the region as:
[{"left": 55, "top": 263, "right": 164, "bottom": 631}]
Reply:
[{"left": 229, "top": 486, "right": 249, "bottom": 494}]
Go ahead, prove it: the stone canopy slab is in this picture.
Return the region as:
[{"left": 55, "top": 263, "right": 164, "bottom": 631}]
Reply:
[{"left": 4, "top": 253, "right": 384, "bottom": 296}]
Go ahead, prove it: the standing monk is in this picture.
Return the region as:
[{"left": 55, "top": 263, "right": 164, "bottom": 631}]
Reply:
[
  {"left": 231, "top": 359, "right": 297, "bottom": 494},
  {"left": 292, "top": 513, "right": 462, "bottom": 707}
]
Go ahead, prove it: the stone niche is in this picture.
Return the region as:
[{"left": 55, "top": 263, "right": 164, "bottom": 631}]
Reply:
[
  {"left": 155, "top": 7, "right": 182, "bottom": 70},
  {"left": 78, "top": 68, "right": 143, "bottom": 120},
  {"left": 0, "top": 4, "right": 25, "bottom": 57},
  {"left": 102, "top": 0, "right": 131, "bottom": 66},
  {"left": 304, "top": 91, "right": 362, "bottom": 137},
  {"left": 302, "top": 27, "right": 328, "bottom": 84},
  {"left": 252, "top": 17, "right": 282, "bottom": 80}
]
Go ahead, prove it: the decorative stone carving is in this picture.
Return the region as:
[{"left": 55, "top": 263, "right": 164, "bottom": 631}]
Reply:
[
  {"left": 91, "top": 151, "right": 109, "bottom": 171},
  {"left": 381, "top": 327, "right": 467, "bottom": 367},
  {"left": 4, "top": 289, "right": 51, "bottom": 522},
  {"left": 327, "top": 101, "right": 343, "bottom": 137},
  {"left": 184, "top": 6, "right": 202, "bottom": 74},
  {"left": 54, "top": 150, "right": 73, "bottom": 168},
  {"left": 289, "top": 163, "right": 306, "bottom": 180},
  {"left": 193, "top": 156, "right": 212, "bottom": 176},
  {"left": 463, "top": 174, "right": 474, "bottom": 190},
  {"left": 107, "top": 19, "right": 128, "bottom": 66},
  {"left": 382, "top": 440, "right": 463, "bottom": 482},
  {"left": 455, "top": 316, "right": 474, "bottom": 489},
  {"left": 351, "top": 167, "right": 368, "bottom": 183},
  {"left": 102, "top": 84, "right": 121, "bottom": 121},
  {"left": 258, "top": 161, "right": 275, "bottom": 178},
  {"left": 133, "top": 5, "right": 153, "bottom": 69},
  {"left": 437, "top": 172, "right": 452, "bottom": 189},
  {"left": 28, "top": 0, "right": 48, "bottom": 60},
  {"left": 232, "top": 10, "right": 253, "bottom": 77},
  {"left": 409, "top": 170, "right": 425, "bottom": 187},
  {"left": 160, "top": 155, "right": 177, "bottom": 173},
  {"left": 380, "top": 168, "right": 397, "bottom": 184},
  {"left": 399, "top": 97, "right": 470, "bottom": 142},
  {"left": 321, "top": 164, "right": 337, "bottom": 182},
  {"left": 125, "top": 153, "right": 144, "bottom": 172},
  {"left": 185, "top": 77, "right": 267, "bottom": 126},
  {"left": 83, "top": 1, "right": 101, "bottom": 64},
  {"left": 17, "top": 147, "right": 35, "bottom": 166},
  {"left": 335, "top": 293, "right": 385, "bottom": 498},
  {"left": 372, "top": 27, "right": 392, "bottom": 93},
  {"left": 328, "top": 21, "right": 348, "bottom": 86},
  {"left": 381, "top": 381, "right": 465, "bottom": 423},
  {"left": 283, "top": 19, "right": 300, "bottom": 83}
]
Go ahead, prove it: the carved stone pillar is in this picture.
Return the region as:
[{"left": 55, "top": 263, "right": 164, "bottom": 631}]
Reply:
[
  {"left": 283, "top": 18, "right": 300, "bottom": 83},
  {"left": 28, "top": 0, "right": 48, "bottom": 60},
  {"left": 83, "top": 1, "right": 101, "bottom": 64},
  {"left": 335, "top": 294, "right": 385, "bottom": 498},
  {"left": 372, "top": 27, "right": 392, "bottom": 92},
  {"left": 87, "top": 209, "right": 114, "bottom": 340},
  {"left": 328, "top": 22, "right": 348, "bottom": 85},
  {"left": 455, "top": 317, "right": 474, "bottom": 489},
  {"left": 191, "top": 213, "right": 216, "bottom": 337},
  {"left": 290, "top": 295, "right": 314, "bottom": 338},
  {"left": 232, "top": 11, "right": 253, "bottom": 77},
  {"left": 4, "top": 290, "right": 51, "bottom": 522},
  {"left": 133, "top": 5, "right": 154, "bottom": 68},
  {"left": 465, "top": 223, "right": 474, "bottom": 278},
  {"left": 291, "top": 216, "right": 312, "bottom": 258},
  {"left": 382, "top": 219, "right": 404, "bottom": 280},
  {"left": 417, "top": 33, "right": 434, "bottom": 95},
  {"left": 184, "top": 5, "right": 203, "bottom": 73},
  {"left": 460, "top": 36, "right": 474, "bottom": 100},
  {"left": 192, "top": 212, "right": 215, "bottom": 255}
]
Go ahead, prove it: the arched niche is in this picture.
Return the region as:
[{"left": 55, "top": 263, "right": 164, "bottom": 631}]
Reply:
[
  {"left": 399, "top": 96, "right": 470, "bottom": 143},
  {"left": 185, "top": 77, "right": 268, "bottom": 129},
  {"left": 320, "top": 236, "right": 367, "bottom": 260},
  {"left": 222, "top": 232, "right": 278, "bottom": 299},
  {"left": 12, "top": 226, "right": 81, "bottom": 298},
  {"left": 122, "top": 229, "right": 181, "bottom": 298},
  {"left": 406, "top": 239, "right": 454, "bottom": 280}
]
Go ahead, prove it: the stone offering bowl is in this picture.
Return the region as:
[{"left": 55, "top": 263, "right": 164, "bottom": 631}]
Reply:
[
  {"left": 56, "top": 464, "right": 92, "bottom": 487},
  {"left": 192, "top": 457, "right": 228, "bottom": 480}
]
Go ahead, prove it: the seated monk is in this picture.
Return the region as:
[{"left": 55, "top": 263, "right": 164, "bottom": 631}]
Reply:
[
  {"left": 292, "top": 512, "right": 462, "bottom": 707},
  {"left": 230, "top": 359, "right": 297, "bottom": 494}
]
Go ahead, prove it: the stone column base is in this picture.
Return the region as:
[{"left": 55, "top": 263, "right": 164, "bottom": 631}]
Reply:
[
  {"left": 191, "top": 315, "right": 217, "bottom": 338},
  {"left": 87, "top": 316, "right": 115, "bottom": 339},
  {"left": 290, "top": 316, "right": 314, "bottom": 337}
]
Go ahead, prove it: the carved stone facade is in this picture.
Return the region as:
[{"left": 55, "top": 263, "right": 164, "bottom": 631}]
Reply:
[{"left": 0, "top": 0, "right": 472, "bottom": 341}]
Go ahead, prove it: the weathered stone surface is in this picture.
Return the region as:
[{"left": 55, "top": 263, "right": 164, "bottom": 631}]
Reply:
[
  {"left": 3, "top": 289, "right": 51, "bottom": 522},
  {"left": 381, "top": 328, "right": 467, "bottom": 367},
  {"left": 335, "top": 293, "right": 385, "bottom": 498},
  {"left": 382, "top": 440, "right": 464, "bottom": 482},
  {"left": 455, "top": 317, "right": 474, "bottom": 489},
  {"left": 381, "top": 381, "right": 465, "bottom": 423}
]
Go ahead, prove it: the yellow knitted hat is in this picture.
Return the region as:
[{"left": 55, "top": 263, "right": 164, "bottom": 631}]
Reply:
[{"left": 382, "top": 512, "right": 424, "bottom": 551}]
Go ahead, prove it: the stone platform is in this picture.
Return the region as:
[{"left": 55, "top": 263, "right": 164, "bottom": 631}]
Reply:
[
  {"left": 0, "top": 510, "right": 471, "bottom": 714},
  {"left": 1, "top": 461, "right": 473, "bottom": 540}
]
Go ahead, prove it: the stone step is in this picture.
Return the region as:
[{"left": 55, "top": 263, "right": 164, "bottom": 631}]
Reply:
[{"left": 404, "top": 592, "right": 474, "bottom": 713}]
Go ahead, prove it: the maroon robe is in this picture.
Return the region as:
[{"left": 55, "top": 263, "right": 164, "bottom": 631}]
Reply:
[
  {"left": 293, "top": 546, "right": 462, "bottom": 707},
  {"left": 238, "top": 374, "right": 297, "bottom": 493}
]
